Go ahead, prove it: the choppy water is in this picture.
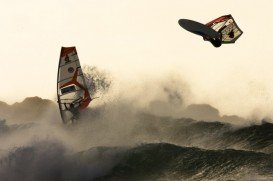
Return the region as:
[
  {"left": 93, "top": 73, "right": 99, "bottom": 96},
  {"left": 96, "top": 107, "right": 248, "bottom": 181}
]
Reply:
[{"left": 1, "top": 115, "right": 273, "bottom": 181}]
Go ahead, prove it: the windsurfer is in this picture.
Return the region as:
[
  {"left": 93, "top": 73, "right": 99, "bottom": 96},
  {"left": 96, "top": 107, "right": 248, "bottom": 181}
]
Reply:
[
  {"left": 64, "top": 102, "right": 80, "bottom": 120},
  {"left": 208, "top": 27, "right": 235, "bottom": 47},
  {"left": 208, "top": 37, "right": 222, "bottom": 47},
  {"left": 203, "top": 33, "right": 222, "bottom": 48}
]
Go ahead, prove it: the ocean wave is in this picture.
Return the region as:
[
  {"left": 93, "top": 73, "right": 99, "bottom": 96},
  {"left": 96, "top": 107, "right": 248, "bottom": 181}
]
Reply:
[
  {"left": 1, "top": 142, "right": 273, "bottom": 181},
  {"left": 133, "top": 114, "right": 273, "bottom": 153}
]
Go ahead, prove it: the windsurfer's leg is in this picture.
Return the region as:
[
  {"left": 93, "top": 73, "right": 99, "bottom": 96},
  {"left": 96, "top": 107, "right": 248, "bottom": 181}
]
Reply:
[
  {"left": 71, "top": 117, "right": 75, "bottom": 123},
  {"left": 228, "top": 30, "right": 234, "bottom": 38},
  {"left": 210, "top": 38, "right": 222, "bottom": 47}
]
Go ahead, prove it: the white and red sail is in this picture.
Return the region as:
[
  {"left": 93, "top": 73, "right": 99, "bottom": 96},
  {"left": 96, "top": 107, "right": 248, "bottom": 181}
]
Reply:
[
  {"left": 57, "top": 47, "right": 91, "bottom": 124},
  {"left": 206, "top": 14, "right": 243, "bottom": 44}
]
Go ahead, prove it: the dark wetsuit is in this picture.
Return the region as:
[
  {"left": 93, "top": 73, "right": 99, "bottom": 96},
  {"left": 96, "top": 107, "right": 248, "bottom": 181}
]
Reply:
[
  {"left": 209, "top": 29, "right": 234, "bottom": 47},
  {"left": 64, "top": 102, "right": 80, "bottom": 121},
  {"left": 209, "top": 38, "right": 222, "bottom": 47}
]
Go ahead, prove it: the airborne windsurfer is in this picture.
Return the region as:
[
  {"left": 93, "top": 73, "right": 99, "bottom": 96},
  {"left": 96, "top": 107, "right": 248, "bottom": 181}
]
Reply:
[
  {"left": 207, "top": 35, "right": 222, "bottom": 47},
  {"left": 203, "top": 33, "right": 222, "bottom": 48},
  {"left": 209, "top": 38, "right": 222, "bottom": 47},
  {"left": 207, "top": 28, "right": 235, "bottom": 47}
]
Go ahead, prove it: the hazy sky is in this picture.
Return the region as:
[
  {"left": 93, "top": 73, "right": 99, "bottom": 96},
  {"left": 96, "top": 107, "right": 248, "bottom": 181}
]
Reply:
[{"left": 1, "top": 0, "right": 273, "bottom": 117}]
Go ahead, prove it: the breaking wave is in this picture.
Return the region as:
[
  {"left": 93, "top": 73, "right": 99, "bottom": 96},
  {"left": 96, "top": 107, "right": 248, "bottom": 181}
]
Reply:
[
  {"left": 131, "top": 114, "right": 273, "bottom": 153},
  {"left": 1, "top": 141, "right": 273, "bottom": 181},
  {"left": 2, "top": 117, "right": 273, "bottom": 180}
]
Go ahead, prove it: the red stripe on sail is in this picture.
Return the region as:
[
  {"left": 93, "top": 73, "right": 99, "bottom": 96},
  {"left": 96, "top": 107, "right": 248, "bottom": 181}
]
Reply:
[
  {"left": 60, "top": 47, "right": 77, "bottom": 57},
  {"left": 206, "top": 15, "right": 231, "bottom": 27},
  {"left": 60, "top": 68, "right": 91, "bottom": 110}
]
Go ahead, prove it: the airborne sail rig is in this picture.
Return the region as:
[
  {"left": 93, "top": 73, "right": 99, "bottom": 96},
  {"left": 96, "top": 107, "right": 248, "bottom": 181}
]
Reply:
[
  {"left": 205, "top": 14, "right": 243, "bottom": 44},
  {"left": 178, "top": 14, "right": 243, "bottom": 47},
  {"left": 57, "top": 47, "right": 91, "bottom": 124}
]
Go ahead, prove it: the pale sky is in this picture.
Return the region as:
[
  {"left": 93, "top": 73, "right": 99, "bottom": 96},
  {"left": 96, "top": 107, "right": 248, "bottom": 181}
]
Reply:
[{"left": 1, "top": 0, "right": 273, "bottom": 118}]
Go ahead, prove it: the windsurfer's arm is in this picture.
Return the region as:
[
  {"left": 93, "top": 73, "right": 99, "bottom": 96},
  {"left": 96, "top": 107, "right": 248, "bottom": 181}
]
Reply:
[
  {"left": 91, "top": 96, "right": 99, "bottom": 101},
  {"left": 64, "top": 103, "right": 68, "bottom": 110}
]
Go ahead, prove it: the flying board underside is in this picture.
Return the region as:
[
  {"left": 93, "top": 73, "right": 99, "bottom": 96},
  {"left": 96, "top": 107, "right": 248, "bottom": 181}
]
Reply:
[
  {"left": 57, "top": 47, "right": 91, "bottom": 124},
  {"left": 178, "top": 19, "right": 220, "bottom": 39}
]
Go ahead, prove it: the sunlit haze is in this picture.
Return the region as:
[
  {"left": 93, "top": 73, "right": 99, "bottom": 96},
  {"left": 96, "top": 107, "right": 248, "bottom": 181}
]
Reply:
[{"left": 1, "top": 0, "right": 273, "bottom": 118}]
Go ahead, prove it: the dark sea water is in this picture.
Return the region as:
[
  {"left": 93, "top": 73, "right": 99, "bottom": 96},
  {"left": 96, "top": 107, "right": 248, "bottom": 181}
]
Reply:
[{"left": 1, "top": 116, "right": 273, "bottom": 180}]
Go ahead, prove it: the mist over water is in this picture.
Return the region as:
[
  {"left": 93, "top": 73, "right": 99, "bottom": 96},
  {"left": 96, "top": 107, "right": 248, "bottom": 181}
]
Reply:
[{"left": 1, "top": 72, "right": 273, "bottom": 180}]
